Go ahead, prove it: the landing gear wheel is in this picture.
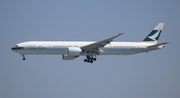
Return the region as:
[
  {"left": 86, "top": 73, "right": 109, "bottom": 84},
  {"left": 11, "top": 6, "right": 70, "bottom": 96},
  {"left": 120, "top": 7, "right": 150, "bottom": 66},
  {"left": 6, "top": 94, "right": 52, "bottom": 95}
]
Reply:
[
  {"left": 21, "top": 54, "right": 26, "bottom": 61},
  {"left": 84, "top": 59, "right": 87, "bottom": 62},
  {"left": 84, "top": 55, "right": 97, "bottom": 63},
  {"left": 90, "top": 60, "right": 93, "bottom": 63},
  {"left": 93, "top": 58, "right": 97, "bottom": 61}
]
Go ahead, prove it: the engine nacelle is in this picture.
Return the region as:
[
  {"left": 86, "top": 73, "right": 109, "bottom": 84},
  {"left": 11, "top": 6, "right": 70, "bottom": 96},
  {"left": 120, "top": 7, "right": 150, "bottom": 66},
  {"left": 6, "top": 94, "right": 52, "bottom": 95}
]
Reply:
[
  {"left": 62, "top": 54, "right": 76, "bottom": 60},
  {"left": 98, "top": 48, "right": 105, "bottom": 55},
  {"left": 68, "top": 47, "right": 82, "bottom": 56}
]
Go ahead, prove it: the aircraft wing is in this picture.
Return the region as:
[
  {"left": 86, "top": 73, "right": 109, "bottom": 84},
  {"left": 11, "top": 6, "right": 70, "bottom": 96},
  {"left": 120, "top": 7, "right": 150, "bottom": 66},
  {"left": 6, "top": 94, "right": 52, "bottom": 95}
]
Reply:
[
  {"left": 81, "top": 33, "right": 124, "bottom": 51},
  {"left": 147, "top": 42, "right": 169, "bottom": 48}
]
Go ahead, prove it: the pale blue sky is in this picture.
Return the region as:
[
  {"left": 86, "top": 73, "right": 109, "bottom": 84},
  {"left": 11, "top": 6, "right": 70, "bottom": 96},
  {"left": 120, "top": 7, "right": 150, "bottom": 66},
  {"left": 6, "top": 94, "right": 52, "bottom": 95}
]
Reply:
[{"left": 0, "top": 0, "right": 180, "bottom": 98}]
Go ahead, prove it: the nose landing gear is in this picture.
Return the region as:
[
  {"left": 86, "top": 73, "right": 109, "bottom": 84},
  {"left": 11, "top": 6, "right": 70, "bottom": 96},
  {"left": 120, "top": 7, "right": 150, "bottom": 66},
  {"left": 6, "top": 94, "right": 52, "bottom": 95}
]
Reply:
[
  {"left": 84, "top": 55, "right": 97, "bottom": 63},
  {"left": 22, "top": 54, "right": 26, "bottom": 61}
]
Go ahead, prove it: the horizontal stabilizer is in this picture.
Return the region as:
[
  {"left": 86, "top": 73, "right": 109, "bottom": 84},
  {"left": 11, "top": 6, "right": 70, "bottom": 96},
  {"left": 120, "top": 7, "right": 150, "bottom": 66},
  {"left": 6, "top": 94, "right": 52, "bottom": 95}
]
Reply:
[{"left": 147, "top": 42, "right": 169, "bottom": 48}]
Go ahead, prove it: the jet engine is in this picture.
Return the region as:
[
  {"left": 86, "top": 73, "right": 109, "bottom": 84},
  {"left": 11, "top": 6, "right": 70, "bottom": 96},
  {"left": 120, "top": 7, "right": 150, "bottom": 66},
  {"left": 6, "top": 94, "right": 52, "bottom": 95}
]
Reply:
[
  {"left": 67, "top": 47, "right": 82, "bottom": 56},
  {"left": 62, "top": 47, "right": 82, "bottom": 60},
  {"left": 62, "top": 54, "right": 77, "bottom": 60},
  {"left": 98, "top": 48, "right": 105, "bottom": 55}
]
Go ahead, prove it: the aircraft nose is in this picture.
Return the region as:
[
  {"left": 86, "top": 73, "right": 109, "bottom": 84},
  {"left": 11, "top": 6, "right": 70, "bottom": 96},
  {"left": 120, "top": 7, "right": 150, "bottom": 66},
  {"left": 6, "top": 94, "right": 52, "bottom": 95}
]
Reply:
[{"left": 11, "top": 47, "right": 14, "bottom": 50}]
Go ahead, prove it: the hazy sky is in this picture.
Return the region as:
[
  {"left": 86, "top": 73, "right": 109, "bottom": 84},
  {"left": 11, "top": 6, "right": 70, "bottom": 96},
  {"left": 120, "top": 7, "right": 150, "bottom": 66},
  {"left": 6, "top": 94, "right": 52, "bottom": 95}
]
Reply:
[{"left": 0, "top": 0, "right": 180, "bottom": 98}]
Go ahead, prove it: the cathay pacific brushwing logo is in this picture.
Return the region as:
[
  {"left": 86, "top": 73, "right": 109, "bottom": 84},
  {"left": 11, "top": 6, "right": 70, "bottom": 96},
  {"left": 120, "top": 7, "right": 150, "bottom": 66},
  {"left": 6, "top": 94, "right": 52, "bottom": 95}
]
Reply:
[{"left": 148, "top": 30, "right": 160, "bottom": 42}]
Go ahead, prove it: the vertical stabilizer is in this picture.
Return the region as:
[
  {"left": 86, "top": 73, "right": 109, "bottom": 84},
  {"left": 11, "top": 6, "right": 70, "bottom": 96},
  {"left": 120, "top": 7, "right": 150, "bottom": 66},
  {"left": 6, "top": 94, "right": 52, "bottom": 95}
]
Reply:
[{"left": 143, "top": 23, "right": 164, "bottom": 43}]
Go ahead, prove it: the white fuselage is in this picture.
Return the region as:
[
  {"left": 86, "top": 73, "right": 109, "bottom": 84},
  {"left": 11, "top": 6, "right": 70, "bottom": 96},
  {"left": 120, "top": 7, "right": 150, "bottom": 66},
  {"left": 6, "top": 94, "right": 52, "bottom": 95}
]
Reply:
[
  {"left": 12, "top": 41, "right": 162, "bottom": 55},
  {"left": 11, "top": 23, "right": 167, "bottom": 62}
]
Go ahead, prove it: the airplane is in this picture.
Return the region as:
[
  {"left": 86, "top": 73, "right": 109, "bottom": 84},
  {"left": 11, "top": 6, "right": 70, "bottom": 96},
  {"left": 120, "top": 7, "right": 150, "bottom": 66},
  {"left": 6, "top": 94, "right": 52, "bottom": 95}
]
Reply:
[{"left": 11, "top": 23, "right": 169, "bottom": 63}]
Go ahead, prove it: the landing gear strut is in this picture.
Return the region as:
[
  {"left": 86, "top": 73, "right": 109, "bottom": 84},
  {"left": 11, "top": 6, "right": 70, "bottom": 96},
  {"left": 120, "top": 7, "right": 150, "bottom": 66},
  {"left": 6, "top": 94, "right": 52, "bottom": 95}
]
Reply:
[
  {"left": 22, "top": 55, "right": 26, "bottom": 61},
  {"left": 84, "top": 55, "right": 97, "bottom": 63}
]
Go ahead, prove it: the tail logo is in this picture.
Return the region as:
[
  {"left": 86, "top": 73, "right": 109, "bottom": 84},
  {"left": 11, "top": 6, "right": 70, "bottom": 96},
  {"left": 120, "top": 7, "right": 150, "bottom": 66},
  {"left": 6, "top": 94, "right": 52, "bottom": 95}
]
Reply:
[
  {"left": 143, "top": 23, "right": 164, "bottom": 43},
  {"left": 148, "top": 30, "right": 160, "bottom": 42},
  {"left": 143, "top": 29, "right": 162, "bottom": 42}
]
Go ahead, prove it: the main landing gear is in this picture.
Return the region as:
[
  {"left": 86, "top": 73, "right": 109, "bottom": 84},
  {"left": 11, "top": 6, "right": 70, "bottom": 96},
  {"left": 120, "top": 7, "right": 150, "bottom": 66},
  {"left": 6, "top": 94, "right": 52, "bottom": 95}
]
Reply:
[
  {"left": 84, "top": 55, "right": 97, "bottom": 63},
  {"left": 21, "top": 54, "right": 26, "bottom": 61}
]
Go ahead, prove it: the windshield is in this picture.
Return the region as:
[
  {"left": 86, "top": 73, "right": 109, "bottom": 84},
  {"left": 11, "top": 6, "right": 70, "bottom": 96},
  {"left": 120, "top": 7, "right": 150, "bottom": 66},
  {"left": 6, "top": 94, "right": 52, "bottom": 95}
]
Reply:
[{"left": 14, "top": 45, "right": 18, "bottom": 47}]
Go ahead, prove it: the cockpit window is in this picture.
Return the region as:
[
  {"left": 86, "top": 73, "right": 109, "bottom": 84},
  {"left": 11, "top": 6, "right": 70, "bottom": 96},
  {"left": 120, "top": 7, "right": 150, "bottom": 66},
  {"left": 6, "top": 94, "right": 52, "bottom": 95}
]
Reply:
[{"left": 14, "top": 45, "right": 18, "bottom": 47}]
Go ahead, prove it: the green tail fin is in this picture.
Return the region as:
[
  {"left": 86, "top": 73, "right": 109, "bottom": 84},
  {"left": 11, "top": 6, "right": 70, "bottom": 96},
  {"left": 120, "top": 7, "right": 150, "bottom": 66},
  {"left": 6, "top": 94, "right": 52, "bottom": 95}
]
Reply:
[{"left": 143, "top": 23, "right": 164, "bottom": 43}]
